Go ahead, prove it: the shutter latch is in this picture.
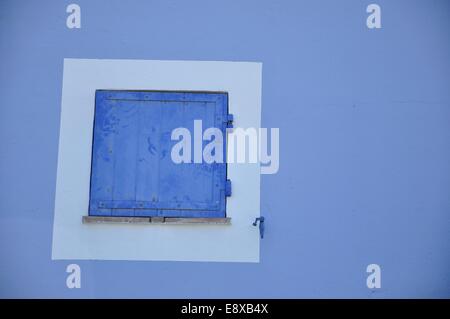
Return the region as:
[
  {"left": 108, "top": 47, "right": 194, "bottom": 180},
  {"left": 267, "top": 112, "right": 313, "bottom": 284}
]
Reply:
[{"left": 252, "top": 216, "right": 265, "bottom": 239}]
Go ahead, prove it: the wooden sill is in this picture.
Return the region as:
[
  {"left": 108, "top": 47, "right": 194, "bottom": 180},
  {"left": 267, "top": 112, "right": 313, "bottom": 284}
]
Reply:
[{"left": 82, "top": 216, "right": 231, "bottom": 225}]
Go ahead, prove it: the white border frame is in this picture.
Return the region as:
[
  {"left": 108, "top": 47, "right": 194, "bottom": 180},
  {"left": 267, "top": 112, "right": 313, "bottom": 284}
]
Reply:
[{"left": 52, "top": 59, "right": 261, "bottom": 262}]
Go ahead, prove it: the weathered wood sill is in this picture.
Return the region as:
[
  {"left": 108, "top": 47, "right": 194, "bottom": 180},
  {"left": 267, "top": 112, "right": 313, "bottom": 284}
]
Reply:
[{"left": 82, "top": 216, "right": 231, "bottom": 225}]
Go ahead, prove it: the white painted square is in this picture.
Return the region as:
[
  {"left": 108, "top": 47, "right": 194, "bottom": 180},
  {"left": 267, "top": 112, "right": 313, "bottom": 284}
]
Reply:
[{"left": 52, "top": 58, "right": 262, "bottom": 262}]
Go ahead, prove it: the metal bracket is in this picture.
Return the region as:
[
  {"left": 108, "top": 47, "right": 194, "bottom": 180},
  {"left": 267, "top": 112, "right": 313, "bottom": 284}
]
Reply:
[{"left": 252, "top": 216, "right": 265, "bottom": 239}]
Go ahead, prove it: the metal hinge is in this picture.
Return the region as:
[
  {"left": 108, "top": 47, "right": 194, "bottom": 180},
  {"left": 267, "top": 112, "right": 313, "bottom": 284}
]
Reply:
[
  {"left": 226, "top": 114, "right": 234, "bottom": 128},
  {"left": 225, "top": 179, "right": 232, "bottom": 197}
]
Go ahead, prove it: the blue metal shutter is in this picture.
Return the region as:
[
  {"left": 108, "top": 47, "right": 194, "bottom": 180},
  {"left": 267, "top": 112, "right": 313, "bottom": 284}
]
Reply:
[{"left": 89, "top": 90, "right": 229, "bottom": 218}]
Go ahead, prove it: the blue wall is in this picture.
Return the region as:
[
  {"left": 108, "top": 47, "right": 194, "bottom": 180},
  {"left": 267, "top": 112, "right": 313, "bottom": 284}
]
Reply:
[{"left": 0, "top": 0, "right": 449, "bottom": 298}]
